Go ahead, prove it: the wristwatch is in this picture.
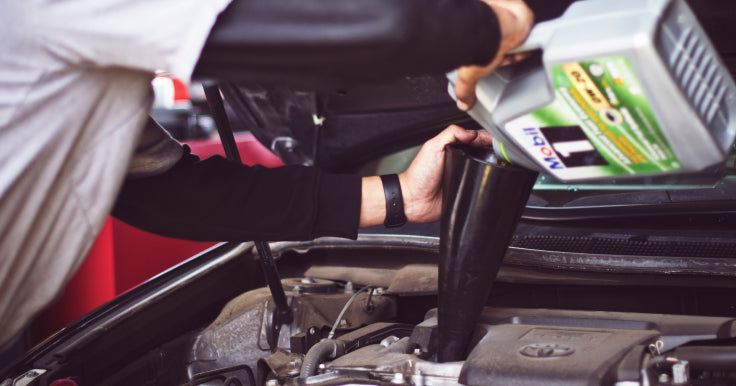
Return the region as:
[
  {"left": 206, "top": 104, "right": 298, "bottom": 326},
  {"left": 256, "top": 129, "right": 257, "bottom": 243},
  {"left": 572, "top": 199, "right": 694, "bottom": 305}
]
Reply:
[{"left": 380, "top": 174, "right": 407, "bottom": 228}]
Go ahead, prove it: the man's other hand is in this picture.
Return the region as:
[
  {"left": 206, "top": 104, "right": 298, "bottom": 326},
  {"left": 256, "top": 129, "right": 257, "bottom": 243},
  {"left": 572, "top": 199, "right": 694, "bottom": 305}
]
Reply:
[{"left": 453, "top": 0, "right": 534, "bottom": 111}]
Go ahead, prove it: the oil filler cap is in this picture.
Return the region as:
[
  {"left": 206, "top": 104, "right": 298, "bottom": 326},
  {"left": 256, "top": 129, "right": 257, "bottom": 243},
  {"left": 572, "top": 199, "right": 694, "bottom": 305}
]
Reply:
[{"left": 282, "top": 277, "right": 337, "bottom": 294}]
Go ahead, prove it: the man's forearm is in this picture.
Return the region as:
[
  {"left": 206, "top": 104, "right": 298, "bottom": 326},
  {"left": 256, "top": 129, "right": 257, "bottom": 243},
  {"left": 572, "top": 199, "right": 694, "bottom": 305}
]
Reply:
[
  {"left": 194, "top": 0, "right": 501, "bottom": 80},
  {"left": 112, "top": 152, "right": 362, "bottom": 241},
  {"left": 359, "top": 176, "right": 384, "bottom": 228}
]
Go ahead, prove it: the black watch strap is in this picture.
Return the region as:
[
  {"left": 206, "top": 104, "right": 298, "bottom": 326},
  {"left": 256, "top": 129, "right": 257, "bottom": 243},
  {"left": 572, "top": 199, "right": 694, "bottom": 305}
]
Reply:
[{"left": 380, "top": 174, "right": 407, "bottom": 228}]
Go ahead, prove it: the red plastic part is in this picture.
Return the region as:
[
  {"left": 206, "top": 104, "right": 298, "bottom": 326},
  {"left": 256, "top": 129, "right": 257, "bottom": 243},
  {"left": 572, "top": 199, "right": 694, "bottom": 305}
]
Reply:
[
  {"left": 171, "top": 77, "right": 190, "bottom": 102},
  {"left": 50, "top": 377, "right": 78, "bottom": 386}
]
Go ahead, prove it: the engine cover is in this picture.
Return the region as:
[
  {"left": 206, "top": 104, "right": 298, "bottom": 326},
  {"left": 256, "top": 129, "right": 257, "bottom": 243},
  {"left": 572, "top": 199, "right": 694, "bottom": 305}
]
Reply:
[{"left": 324, "top": 307, "right": 736, "bottom": 385}]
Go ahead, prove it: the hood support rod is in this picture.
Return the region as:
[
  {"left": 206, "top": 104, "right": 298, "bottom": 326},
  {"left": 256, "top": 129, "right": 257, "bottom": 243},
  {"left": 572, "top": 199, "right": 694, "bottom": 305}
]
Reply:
[{"left": 203, "top": 82, "right": 293, "bottom": 351}]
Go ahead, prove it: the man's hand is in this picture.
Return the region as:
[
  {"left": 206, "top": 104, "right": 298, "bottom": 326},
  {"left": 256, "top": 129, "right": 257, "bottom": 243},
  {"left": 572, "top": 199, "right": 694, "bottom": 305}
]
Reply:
[
  {"left": 453, "top": 0, "right": 534, "bottom": 111},
  {"left": 359, "top": 125, "right": 492, "bottom": 227}
]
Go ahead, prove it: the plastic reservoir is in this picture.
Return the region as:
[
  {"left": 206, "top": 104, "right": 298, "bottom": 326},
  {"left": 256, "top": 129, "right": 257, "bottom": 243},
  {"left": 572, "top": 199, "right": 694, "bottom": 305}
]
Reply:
[{"left": 450, "top": 0, "right": 736, "bottom": 181}]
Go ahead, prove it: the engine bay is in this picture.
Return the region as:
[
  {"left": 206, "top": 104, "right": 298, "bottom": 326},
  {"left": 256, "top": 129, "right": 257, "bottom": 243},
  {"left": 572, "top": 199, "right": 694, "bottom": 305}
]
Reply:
[
  {"left": 182, "top": 270, "right": 736, "bottom": 386},
  {"left": 6, "top": 234, "right": 736, "bottom": 386}
]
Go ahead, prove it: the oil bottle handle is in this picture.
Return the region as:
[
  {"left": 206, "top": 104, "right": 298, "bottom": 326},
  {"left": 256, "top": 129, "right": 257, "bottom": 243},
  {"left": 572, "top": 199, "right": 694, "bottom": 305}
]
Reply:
[
  {"left": 445, "top": 17, "right": 559, "bottom": 123},
  {"left": 508, "top": 19, "right": 555, "bottom": 54},
  {"left": 446, "top": 18, "right": 557, "bottom": 169}
]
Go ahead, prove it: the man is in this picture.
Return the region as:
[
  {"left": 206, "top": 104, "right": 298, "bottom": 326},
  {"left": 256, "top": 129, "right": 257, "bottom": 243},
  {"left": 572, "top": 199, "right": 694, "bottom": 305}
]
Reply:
[{"left": 0, "top": 0, "right": 532, "bottom": 347}]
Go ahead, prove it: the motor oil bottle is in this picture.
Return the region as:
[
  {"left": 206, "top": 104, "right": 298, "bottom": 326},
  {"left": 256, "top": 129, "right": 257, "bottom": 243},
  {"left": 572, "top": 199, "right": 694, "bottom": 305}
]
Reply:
[{"left": 449, "top": 0, "right": 736, "bottom": 181}]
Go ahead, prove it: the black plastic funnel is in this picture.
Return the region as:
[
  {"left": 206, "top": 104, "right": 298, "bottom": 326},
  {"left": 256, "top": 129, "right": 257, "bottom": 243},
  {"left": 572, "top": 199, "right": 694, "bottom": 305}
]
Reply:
[{"left": 437, "top": 144, "right": 538, "bottom": 362}]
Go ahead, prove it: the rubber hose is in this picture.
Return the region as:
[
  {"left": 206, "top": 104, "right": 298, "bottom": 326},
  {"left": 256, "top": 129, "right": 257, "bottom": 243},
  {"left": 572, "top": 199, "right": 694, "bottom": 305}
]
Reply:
[
  {"left": 299, "top": 340, "right": 346, "bottom": 378},
  {"left": 674, "top": 346, "right": 736, "bottom": 370}
]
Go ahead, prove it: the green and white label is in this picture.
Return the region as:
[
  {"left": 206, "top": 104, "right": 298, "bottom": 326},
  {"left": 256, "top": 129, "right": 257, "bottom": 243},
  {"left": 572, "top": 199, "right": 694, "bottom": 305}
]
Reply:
[{"left": 505, "top": 56, "right": 680, "bottom": 180}]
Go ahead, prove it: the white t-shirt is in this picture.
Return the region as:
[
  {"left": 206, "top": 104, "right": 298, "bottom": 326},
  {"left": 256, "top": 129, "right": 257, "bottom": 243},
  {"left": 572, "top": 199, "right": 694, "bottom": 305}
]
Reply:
[{"left": 0, "top": 0, "right": 232, "bottom": 344}]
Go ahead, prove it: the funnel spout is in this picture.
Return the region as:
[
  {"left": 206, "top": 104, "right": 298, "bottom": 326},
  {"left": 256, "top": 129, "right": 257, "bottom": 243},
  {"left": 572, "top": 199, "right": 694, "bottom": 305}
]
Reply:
[{"left": 437, "top": 144, "right": 537, "bottom": 363}]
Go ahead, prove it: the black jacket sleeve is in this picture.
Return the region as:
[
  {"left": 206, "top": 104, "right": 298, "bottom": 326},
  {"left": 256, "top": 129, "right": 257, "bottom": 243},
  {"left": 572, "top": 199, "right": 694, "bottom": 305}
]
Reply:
[
  {"left": 111, "top": 148, "right": 362, "bottom": 242},
  {"left": 193, "top": 0, "right": 501, "bottom": 81}
]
